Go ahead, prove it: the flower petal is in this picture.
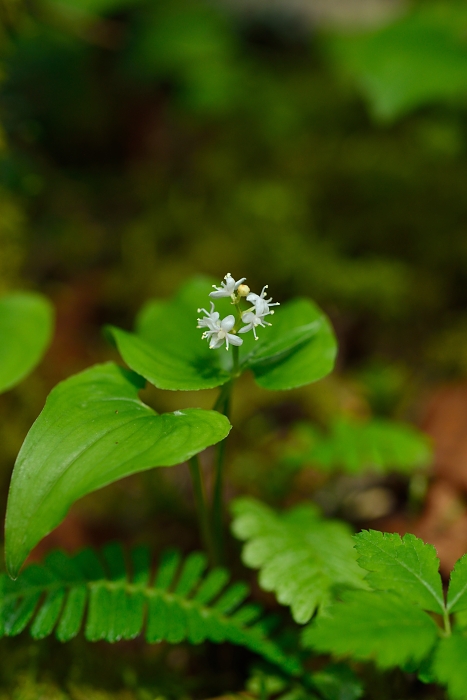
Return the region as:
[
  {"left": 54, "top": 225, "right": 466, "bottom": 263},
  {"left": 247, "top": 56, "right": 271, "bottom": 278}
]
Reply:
[
  {"left": 210, "top": 336, "right": 224, "bottom": 349},
  {"left": 220, "top": 315, "right": 235, "bottom": 332},
  {"left": 227, "top": 333, "right": 243, "bottom": 346},
  {"left": 239, "top": 323, "right": 253, "bottom": 334}
]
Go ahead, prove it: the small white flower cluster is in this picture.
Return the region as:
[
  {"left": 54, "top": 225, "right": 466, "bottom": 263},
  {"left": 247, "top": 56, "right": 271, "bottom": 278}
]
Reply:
[{"left": 197, "top": 273, "right": 279, "bottom": 350}]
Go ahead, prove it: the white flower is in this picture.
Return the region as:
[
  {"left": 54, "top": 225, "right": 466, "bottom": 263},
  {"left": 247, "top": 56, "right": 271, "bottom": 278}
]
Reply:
[
  {"left": 201, "top": 314, "right": 243, "bottom": 350},
  {"left": 246, "top": 285, "right": 280, "bottom": 316},
  {"left": 209, "top": 273, "right": 247, "bottom": 299},
  {"left": 239, "top": 310, "right": 272, "bottom": 341},
  {"left": 197, "top": 302, "right": 219, "bottom": 331}
]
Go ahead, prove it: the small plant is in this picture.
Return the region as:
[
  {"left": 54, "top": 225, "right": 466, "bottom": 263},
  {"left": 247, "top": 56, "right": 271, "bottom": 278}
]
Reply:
[
  {"left": 303, "top": 530, "right": 467, "bottom": 700},
  {"left": 3, "top": 275, "right": 466, "bottom": 699},
  {"left": 0, "top": 291, "right": 53, "bottom": 395}
]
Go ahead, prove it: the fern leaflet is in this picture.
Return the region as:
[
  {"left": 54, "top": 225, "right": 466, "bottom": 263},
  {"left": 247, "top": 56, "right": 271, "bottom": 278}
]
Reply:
[
  {"left": 0, "top": 543, "right": 300, "bottom": 676},
  {"left": 231, "top": 497, "right": 366, "bottom": 624}
]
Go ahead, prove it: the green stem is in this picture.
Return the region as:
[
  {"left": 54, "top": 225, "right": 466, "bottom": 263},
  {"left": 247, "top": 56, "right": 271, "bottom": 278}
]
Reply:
[
  {"left": 232, "top": 343, "right": 240, "bottom": 376},
  {"left": 212, "top": 380, "right": 232, "bottom": 565},
  {"left": 443, "top": 608, "right": 452, "bottom": 637},
  {"left": 211, "top": 345, "right": 240, "bottom": 565},
  {"left": 213, "top": 380, "right": 231, "bottom": 413},
  {"left": 259, "top": 673, "right": 268, "bottom": 700},
  {"left": 188, "top": 455, "right": 214, "bottom": 562}
]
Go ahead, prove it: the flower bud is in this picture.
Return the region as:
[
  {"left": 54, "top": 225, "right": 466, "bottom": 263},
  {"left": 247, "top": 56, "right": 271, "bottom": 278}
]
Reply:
[{"left": 237, "top": 284, "right": 250, "bottom": 297}]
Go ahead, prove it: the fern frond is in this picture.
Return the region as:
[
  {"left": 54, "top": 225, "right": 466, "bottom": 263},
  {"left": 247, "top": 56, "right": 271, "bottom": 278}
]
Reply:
[
  {"left": 284, "top": 418, "right": 431, "bottom": 475},
  {"left": 246, "top": 662, "right": 363, "bottom": 700},
  {"left": 0, "top": 544, "right": 300, "bottom": 676},
  {"left": 231, "top": 498, "right": 367, "bottom": 624}
]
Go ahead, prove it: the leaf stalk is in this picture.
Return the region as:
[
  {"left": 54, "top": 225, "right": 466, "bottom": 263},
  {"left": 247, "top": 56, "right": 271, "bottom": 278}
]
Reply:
[
  {"left": 188, "top": 455, "right": 214, "bottom": 563},
  {"left": 443, "top": 608, "right": 452, "bottom": 637},
  {"left": 212, "top": 378, "right": 233, "bottom": 565}
]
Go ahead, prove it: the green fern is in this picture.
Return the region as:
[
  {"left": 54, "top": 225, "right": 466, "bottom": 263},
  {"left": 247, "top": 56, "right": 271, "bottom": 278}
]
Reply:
[
  {"left": 0, "top": 543, "right": 300, "bottom": 676},
  {"left": 231, "top": 498, "right": 367, "bottom": 624},
  {"left": 284, "top": 417, "right": 431, "bottom": 475},
  {"left": 246, "top": 663, "right": 363, "bottom": 700}
]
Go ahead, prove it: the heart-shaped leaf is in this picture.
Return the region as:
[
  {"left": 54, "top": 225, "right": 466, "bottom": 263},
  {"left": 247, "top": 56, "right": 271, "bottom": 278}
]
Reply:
[
  {"left": 242, "top": 298, "right": 337, "bottom": 391},
  {"left": 5, "top": 362, "right": 231, "bottom": 578},
  {"left": 107, "top": 277, "right": 234, "bottom": 391},
  {"left": 107, "top": 278, "right": 337, "bottom": 392},
  {"left": 0, "top": 292, "right": 54, "bottom": 394}
]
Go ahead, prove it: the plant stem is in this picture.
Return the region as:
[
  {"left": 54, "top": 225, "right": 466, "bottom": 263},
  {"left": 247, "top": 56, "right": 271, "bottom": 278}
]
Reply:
[
  {"left": 443, "top": 608, "right": 452, "bottom": 637},
  {"left": 213, "top": 380, "right": 231, "bottom": 413},
  {"left": 211, "top": 346, "right": 240, "bottom": 565},
  {"left": 212, "top": 380, "right": 232, "bottom": 565},
  {"left": 259, "top": 673, "right": 268, "bottom": 700},
  {"left": 232, "top": 343, "right": 240, "bottom": 376},
  {"left": 189, "top": 455, "right": 214, "bottom": 562}
]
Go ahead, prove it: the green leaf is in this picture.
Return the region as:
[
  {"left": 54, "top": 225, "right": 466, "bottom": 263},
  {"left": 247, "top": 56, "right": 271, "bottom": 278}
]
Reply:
[
  {"left": 324, "top": 2, "right": 467, "bottom": 121},
  {"left": 126, "top": 4, "right": 239, "bottom": 115},
  {"left": 5, "top": 362, "right": 231, "bottom": 578},
  {"left": 0, "top": 545, "right": 301, "bottom": 676},
  {"left": 242, "top": 298, "right": 337, "bottom": 391},
  {"left": 0, "top": 292, "right": 54, "bottom": 394},
  {"left": 354, "top": 530, "right": 444, "bottom": 614},
  {"left": 231, "top": 498, "right": 366, "bottom": 624},
  {"left": 312, "top": 663, "right": 364, "bottom": 700},
  {"left": 285, "top": 418, "right": 432, "bottom": 475},
  {"left": 107, "top": 277, "right": 337, "bottom": 392},
  {"left": 433, "top": 631, "right": 467, "bottom": 700},
  {"left": 106, "top": 277, "right": 233, "bottom": 391},
  {"left": 303, "top": 590, "right": 439, "bottom": 669},
  {"left": 447, "top": 555, "right": 467, "bottom": 613}
]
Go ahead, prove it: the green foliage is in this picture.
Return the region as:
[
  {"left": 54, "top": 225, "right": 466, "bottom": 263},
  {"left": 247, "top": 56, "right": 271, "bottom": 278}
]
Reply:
[
  {"left": 324, "top": 1, "right": 467, "bottom": 121},
  {"left": 47, "top": 0, "right": 134, "bottom": 17},
  {"left": 446, "top": 554, "right": 467, "bottom": 613},
  {"left": 0, "top": 291, "right": 53, "bottom": 394},
  {"left": 243, "top": 298, "right": 337, "bottom": 392},
  {"left": 246, "top": 662, "right": 363, "bottom": 700},
  {"left": 433, "top": 632, "right": 467, "bottom": 700},
  {"left": 284, "top": 417, "right": 432, "bottom": 475},
  {"left": 311, "top": 663, "right": 363, "bottom": 700},
  {"left": 4, "top": 362, "right": 231, "bottom": 578},
  {"left": 0, "top": 544, "right": 300, "bottom": 675},
  {"left": 231, "top": 498, "right": 366, "bottom": 624},
  {"left": 354, "top": 530, "right": 444, "bottom": 614},
  {"left": 108, "top": 277, "right": 337, "bottom": 393},
  {"left": 125, "top": 1, "right": 240, "bottom": 114},
  {"left": 303, "top": 590, "right": 439, "bottom": 669},
  {"left": 107, "top": 277, "right": 232, "bottom": 391},
  {"left": 303, "top": 530, "right": 467, "bottom": 697},
  {"left": 246, "top": 671, "right": 311, "bottom": 700}
]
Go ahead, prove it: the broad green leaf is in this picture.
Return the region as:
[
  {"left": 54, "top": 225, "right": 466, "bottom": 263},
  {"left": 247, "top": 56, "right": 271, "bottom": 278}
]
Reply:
[
  {"left": 242, "top": 298, "right": 337, "bottom": 391},
  {"left": 106, "top": 277, "right": 233, "bottom": 391},
  {"left": 0, "top": 292, "right": 54, "bottom": 394},
  {"left": 324, "top": 2, "right": 467, "bottom": 121},
  {"left": 107, "top": 277, "right": 337, "bottom": 392},
  {"left": 433, "top": 631, "right": 467, "bottom": 700},
  {"left": 285, "top": 418, "right": 432, "bottom": 475},
  {"left": 231, "top": 498, "right": 366, "bottom": 624},
  {"left": 303, "top": 590, "right": 439, "bottom": 669},
  {"left": 5, "top": 362, "right": 231, "bottom": 578},
  {"left": 354, "top": 530, "right": 444, "bottom": 614},
  {"left": 447, "top": 554, "right": 467, "bottom": 613}
]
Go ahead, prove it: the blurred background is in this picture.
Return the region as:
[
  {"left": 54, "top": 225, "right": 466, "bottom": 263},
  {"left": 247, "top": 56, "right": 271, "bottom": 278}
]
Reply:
[{"left": 4, "top": 0, "right": 467, "bottom": 696}]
